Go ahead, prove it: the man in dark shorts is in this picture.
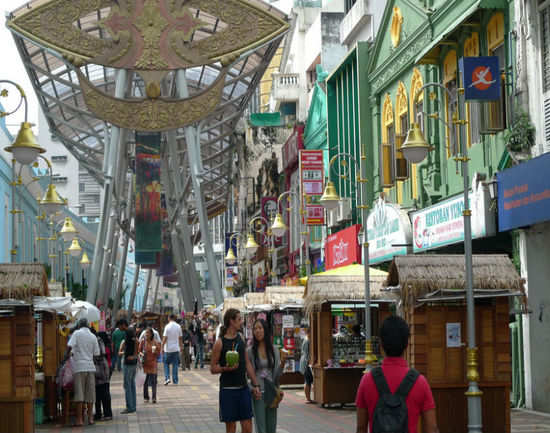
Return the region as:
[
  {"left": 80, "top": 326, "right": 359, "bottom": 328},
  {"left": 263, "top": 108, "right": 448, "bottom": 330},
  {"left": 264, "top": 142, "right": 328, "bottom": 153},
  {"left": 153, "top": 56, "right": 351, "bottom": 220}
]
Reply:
[{"left": 210, "top": 308, "right": 261, "bottom": 433}]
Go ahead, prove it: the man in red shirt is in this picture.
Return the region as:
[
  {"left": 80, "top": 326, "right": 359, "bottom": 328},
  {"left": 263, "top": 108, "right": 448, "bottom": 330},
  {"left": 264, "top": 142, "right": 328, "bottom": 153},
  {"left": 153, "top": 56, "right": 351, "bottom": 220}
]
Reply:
[{"left": 355, "top": 316, "right": 439, "bottom": 433}]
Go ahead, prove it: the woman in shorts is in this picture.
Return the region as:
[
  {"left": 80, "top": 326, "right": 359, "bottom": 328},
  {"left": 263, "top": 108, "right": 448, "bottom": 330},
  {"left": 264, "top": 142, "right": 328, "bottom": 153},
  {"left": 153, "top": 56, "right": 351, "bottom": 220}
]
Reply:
[{"left": 210, "top": 308, "right": 262, "bottom": 433}]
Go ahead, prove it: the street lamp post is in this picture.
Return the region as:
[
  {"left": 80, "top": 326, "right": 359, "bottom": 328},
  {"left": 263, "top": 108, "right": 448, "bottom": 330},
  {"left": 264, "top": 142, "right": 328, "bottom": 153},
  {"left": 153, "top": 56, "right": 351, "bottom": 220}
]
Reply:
[
  {"left": 247, "top": 216, "right": 273, "bottom": 290},
  {"left": 270, "top": 190, "right": 310, "bottom": 280},
  {"left": 401, "top": 82, "right": 482, "bottom": 433},
  {"left": 319, "top": 152, "right": 376, "bottom": 368},
  {"left": 225, "top": 232, "right": 245, "bottom": 292}
]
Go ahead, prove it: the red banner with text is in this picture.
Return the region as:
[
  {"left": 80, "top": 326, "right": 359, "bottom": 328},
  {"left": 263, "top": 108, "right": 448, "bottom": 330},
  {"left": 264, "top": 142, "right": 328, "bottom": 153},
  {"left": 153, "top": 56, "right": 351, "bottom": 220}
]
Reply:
[{"left": 325, "top": 224, "right": 362, "bottom": 270}]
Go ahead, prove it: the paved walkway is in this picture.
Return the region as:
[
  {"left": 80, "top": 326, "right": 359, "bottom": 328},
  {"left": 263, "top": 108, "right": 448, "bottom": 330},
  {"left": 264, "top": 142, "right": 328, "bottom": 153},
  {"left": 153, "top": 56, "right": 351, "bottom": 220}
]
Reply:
[{"left": 37, "top": 369, "right": 550, "bottom": 433}]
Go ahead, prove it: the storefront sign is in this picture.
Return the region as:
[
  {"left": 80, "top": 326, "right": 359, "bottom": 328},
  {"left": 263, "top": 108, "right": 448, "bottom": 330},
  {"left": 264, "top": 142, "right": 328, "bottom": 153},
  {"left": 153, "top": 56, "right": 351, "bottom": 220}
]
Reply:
[
  {"left": 412, "top": 184, "right": 495, "bottom": 252},
  {"left": 366, "top": 197, "right": 412, "bottom": 264},
  {"left": 282, "top": 315, "right": 294, "bottom": 329},
  {"left": 459, "top": 56, "right": 501, "bottom": 101},
  {"left": 300, "top": 149, "right": 325, "bottom": 225},
  {"left": 325, "top": 224, "right": 361, "bottom": 270},
  {"left": 497, "top": 152, "right": 550, "bottom": 231}
]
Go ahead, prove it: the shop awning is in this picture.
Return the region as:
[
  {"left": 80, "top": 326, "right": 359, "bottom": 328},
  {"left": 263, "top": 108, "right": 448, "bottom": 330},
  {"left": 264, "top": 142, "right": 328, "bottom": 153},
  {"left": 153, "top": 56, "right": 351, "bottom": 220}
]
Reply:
[
  {"left": 249, "top": 112, "right": 282, "bottom": 127},
  {"left": 385, "top": 254, "right": 524, "bottom": 308},
  {"left": 33, "top": 296, "right": 74, "bottom": 313},
  {"left": 416, "top": 0, "right": 508, "bottom": 65},
  {"left": 222, "top": 296, "right": 246, "bottom": 316},
  {"left": 264, "top": 286, "right": 305, "bottom": 308},
  {"left": 304, "top": 265, "right": 394, "bottom": 313}
]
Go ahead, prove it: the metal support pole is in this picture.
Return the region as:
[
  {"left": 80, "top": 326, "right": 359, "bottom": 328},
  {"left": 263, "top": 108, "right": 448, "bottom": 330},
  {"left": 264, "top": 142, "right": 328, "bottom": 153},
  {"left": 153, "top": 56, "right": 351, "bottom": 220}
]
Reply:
[
  {"left": 160, "top": 152, "right": 195, "bottom": 311},
  {"left": 271, "top": 233, "right": 277, "bottom": 284},
  {"left": 248, "top": 261, "right": 252, "bottom": 293},
  {"left": 97, "top": 210, "right": 117, "bottom": 307},
  {"left": 176, "top": 70, "right": 223, "bottom": 306},
  {"left": 128, "top": 264, "right": 140, "bottom": 318},
  {"left": 103, "top": 230, "right": 119, "bottom": 305},
  {"left": 460, "top": 102, "right": 483, "bottom": 433},
  {"left": 152, "top": 276, "right": 160, "bottom": 313},
  {"left": 11, "top": 159, "right": 17, "bottom": 262},
  {"left": 142, "top": 269, "right": 152, "bottom": 312},
  {"left": 87, "top": 69, "right": 128, "bottom": 304}
]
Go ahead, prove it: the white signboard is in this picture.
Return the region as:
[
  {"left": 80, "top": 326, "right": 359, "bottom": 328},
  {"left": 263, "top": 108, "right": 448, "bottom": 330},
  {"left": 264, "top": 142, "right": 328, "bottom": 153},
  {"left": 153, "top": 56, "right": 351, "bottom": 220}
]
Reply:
[
  {"left": 411, "top": 184, "right": 495, "bottom": 252},
  {"left": 446, "top": 323, "right": 462, "bottom": 348},
  {"left": 282, "top": 315, "right": 294, "bottom": 329},
  {"left": 366, "top": 197, "right": 412, "bottom": 264}
]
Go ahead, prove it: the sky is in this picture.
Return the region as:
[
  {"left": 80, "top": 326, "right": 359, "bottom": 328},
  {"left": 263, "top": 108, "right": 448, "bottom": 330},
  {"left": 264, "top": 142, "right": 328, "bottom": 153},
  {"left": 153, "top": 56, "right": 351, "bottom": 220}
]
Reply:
[{"left": 1, "top": 0, "right": 40, "bottom": 135}]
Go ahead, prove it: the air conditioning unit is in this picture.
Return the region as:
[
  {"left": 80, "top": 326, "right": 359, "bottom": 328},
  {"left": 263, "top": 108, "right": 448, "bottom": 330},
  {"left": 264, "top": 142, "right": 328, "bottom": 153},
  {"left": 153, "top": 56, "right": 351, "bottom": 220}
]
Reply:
[
  {"left": 337, "top": 198, "right": 352, "bottom": 222},
  {"left": 327, "top": 208, "right": 338, "bottom": 228}
]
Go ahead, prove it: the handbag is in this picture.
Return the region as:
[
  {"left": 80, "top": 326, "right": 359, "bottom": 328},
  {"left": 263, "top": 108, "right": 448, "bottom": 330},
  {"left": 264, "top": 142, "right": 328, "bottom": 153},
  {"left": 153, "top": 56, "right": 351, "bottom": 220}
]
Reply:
[{"left": 263, "top": 379, "right": 283, "bottom": 409}]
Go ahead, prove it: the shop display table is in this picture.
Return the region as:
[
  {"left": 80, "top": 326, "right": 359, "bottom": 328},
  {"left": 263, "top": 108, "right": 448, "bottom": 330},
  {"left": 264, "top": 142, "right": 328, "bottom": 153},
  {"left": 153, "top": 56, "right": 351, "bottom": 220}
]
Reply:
[{"left": 312, "top": 365, "right": 365, "bottom": 407}]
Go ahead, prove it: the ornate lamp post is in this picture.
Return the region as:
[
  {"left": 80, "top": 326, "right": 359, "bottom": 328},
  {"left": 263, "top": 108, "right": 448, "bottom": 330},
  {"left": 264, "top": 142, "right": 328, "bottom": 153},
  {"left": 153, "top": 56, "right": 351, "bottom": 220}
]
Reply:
[
  {"left": 270, "top": 190, "right": 310, "bottom": 279},
  {"left": 80, "top": 251, "right": 91, "bottom": 289},
  {"left": 225, "top": 232, "right": 249, "bottom": 293},
  {"left": 319, "top": 152, "right": 376, "bottom": 368},
  {"left": 401, "top": 83, "right": 482, "bottom": 433},
  {"left": 247, "top": 216, "right": 273, "bottom": 290}
]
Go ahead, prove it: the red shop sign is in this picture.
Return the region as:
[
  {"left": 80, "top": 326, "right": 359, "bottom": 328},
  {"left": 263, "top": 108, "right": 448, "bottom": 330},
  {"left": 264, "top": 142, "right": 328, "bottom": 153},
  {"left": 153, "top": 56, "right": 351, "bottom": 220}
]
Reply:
[{"left": 325, "top": 224, "right": 362, "bottom": 270}]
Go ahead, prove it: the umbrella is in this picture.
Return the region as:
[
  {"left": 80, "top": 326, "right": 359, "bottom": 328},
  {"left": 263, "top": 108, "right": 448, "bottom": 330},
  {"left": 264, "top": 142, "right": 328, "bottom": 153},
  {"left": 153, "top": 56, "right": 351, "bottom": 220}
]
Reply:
[{"left": 72, "top": 300, "right": 101, "bottom": 323}]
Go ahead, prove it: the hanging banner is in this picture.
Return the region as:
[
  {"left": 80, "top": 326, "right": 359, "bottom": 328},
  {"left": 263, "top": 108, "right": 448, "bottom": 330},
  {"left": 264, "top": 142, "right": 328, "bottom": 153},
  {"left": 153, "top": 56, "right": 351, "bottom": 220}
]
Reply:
[
  {"left": 299, "top": 149, "right": 324, "bottom": 225},
  {"left": 459, "top": 56, "right": 501, "bottom": 101},
  {"left": 135, "top": 131, "right": 162, "bottom": 253},
  {"left": 262, "top": 197, "right": 282, "bottom": 246},
  {"left": 325, "top": 224, "right": 361, "bottom": 270}
]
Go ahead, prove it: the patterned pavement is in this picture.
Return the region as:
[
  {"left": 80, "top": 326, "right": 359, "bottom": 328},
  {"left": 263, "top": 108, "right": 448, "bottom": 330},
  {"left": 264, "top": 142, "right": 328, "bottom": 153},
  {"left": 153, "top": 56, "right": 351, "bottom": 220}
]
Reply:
[{"left": 36, "top": 369, "right": 550, "bottom": 433}]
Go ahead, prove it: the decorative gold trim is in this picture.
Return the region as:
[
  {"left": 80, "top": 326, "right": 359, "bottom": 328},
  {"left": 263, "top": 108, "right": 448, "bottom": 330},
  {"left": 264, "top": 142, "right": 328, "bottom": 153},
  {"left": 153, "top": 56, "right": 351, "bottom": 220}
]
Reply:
[
  {"left": 390, "top": 7, "right": 403, "bottom": 48},
  {"left": 466, "top": 347, "right": 481, "bottom": 383},
  {"left": 77, "top": 67, "right": 227, "bottom": 131},
  {"left": 8, "top": 0, "right": 289, "bottom": 70}
]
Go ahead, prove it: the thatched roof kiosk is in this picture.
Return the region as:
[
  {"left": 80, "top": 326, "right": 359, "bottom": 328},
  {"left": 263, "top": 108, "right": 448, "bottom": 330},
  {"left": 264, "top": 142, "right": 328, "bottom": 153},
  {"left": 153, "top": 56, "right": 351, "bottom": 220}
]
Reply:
[
  {"left": 304, "top": 264, "right": 394, "bottom": 314},
  {"left": 243, "top": 292, "right": 267, "bottom": 310},
  {"left": 0, "top": 263, "right": 49, "bottom": 302},
  {"left": 385, "top": 254, "right": 524, "bottom": 309},
  {"left": 264, "top": 286, "right": 305, "bottom": 308},
  {"left": 222, "top": 296, "right": 246, "bottom": 316}
]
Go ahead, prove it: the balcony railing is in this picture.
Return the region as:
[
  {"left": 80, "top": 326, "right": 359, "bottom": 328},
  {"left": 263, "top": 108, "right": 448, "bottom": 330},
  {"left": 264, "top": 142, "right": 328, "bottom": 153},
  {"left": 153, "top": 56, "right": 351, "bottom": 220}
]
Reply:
[
  {"left": 272, "top": 73, "right": 300, "bottom": 102},
  {"left": 340, "top": 0, "right": 372, "bottom": 46}
]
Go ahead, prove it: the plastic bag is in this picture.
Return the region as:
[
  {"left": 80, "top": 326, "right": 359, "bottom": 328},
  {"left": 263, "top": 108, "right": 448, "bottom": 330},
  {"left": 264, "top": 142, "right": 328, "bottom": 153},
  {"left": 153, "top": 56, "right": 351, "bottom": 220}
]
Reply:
[
  {"left": 135, "top": 364, "right": 146, "bottom": 387},
  {"left": 61, "top": 359, "right": 74, "bottom": 391}
]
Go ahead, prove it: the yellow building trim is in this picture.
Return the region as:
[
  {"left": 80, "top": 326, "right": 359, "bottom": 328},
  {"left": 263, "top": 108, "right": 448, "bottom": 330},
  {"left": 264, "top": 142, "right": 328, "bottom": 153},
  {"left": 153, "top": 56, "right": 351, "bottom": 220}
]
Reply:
[
  {"left": 443, "top": 50, "right": 457, "bottom": 158},
  {"left": 487, "top": 13, "right": 505, "bottom": 53},
  {"left": 409, "top": 68, "right": 424, "bottom": 200},
  {"left": 381, "top": 93, "right": 394, "bottom": 188}
]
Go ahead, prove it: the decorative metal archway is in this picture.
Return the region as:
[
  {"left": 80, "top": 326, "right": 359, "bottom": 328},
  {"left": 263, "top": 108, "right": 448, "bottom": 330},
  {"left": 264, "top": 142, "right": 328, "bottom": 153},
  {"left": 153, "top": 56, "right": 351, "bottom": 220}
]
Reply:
[{"left": 6, "top": 0, "right": 288, "bottom": 309}]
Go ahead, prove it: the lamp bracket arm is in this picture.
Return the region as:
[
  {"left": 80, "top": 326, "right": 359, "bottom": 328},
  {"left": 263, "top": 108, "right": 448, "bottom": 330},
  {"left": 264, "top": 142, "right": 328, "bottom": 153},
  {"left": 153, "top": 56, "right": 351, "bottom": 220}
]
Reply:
[{"left": 0, "top": 80, "right": 27, "bottom": 121}]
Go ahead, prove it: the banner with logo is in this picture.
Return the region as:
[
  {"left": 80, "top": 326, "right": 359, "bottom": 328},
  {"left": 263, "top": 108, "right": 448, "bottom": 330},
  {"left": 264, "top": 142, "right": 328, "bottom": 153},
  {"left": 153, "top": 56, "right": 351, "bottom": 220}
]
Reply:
[
  {"left": 299, "top": 150, "right": 324, "bottom": 225},
  {"left": 135, "top": 131, "right": 162, "bottom": 253},
  {"left": 325, "top": 224, "right": 361, "bottom": 270},
  {"left": 459, "top": 56, "right": 501, "bottom": 101}
]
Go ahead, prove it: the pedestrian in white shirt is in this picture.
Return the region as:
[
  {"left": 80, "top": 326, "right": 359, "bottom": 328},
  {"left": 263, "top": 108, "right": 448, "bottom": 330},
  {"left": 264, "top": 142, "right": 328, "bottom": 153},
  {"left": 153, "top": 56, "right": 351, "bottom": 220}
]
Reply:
[
  {"left": 68, "top": 318, "right": 100, "bottom": 426},
  {"left": 162, "top": 314, "right": 183, "bottom": 385}
]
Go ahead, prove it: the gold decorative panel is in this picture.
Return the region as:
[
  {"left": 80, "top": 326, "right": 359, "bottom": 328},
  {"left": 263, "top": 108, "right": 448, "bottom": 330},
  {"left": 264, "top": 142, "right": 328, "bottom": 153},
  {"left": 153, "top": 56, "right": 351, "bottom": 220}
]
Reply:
[
  {"left": 77, "top": 68, "right": 228, "bottom": 131},
  {"left": 390, "top": 7, "right": 403, "bottom": 48},
  {"left": 8, "top": 0, "right": 289, "bottom": 70}
]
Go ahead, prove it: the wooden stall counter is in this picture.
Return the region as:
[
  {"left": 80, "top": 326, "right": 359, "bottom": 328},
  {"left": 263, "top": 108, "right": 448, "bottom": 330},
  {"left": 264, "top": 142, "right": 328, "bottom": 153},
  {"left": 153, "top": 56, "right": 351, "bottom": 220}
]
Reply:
[{"left": 312, "top": 366, "right": 365, "bottom": 407}]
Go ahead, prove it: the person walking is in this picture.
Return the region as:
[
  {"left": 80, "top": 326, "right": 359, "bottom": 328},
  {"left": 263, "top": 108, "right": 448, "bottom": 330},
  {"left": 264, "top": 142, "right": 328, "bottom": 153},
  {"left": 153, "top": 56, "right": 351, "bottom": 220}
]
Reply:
[
  {"left": 247, "top": 319, "right": 285, "bottom": 433},
  {"left": 181, "top": 324, "right": 192, "bottom": 371},
  {"left": 210, "top": 308, "right": 261, "bottom": 433},
  {"left": 139, "top": 327, "right": 159, "bottom": 403},
  {"left": 67, "top": 318, "right": 100, "bottom": 426},
  {"left": 111, "top": 319, "right": 128, "bottom": 372},
  {"left": 119, "top": 327, "right": 138, "bottom": 414},
  {"left": 355, "top": 316, "right": 439, "bottom": 433},
  {"left": 299, "top": 327, "right": 314, "bottom": 403},
  {"left": 162, "top": 314, "right": 183, "bottom": 385},
  {"left": 191, "top": 316, "right": 205, "bottom": 369},
  {"left": 93, "top": 330, "right": 113, "bottom": 421}
]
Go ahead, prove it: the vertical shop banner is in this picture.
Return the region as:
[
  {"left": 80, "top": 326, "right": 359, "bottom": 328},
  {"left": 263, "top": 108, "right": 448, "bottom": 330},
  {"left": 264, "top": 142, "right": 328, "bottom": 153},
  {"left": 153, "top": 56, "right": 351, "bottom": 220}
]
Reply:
[
  {"left": 299, "top": 150, "right": 324, "bottom": 225},
  {"left": 135, "top": 132, "right": 162, "bottom": 253},
  {"left": 325, "top": 224, "right": 361, "bottom": 270}
]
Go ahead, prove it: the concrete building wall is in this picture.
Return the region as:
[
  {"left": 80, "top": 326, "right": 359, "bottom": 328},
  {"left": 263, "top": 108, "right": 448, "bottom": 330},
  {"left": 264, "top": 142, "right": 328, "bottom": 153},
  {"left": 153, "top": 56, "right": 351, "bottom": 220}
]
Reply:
[
  {"left": 321, "top": 12, "right": 347, "bottom": 73},
  {"left": 520, "top": 222, "right": 550, "bottom": 412}
]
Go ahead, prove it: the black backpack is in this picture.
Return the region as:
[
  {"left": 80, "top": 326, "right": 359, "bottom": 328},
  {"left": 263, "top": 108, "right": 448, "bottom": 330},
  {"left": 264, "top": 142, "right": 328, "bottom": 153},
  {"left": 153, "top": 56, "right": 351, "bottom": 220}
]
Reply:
[{"left": 371, "top": 367, "right": 420, "bottom": 433}]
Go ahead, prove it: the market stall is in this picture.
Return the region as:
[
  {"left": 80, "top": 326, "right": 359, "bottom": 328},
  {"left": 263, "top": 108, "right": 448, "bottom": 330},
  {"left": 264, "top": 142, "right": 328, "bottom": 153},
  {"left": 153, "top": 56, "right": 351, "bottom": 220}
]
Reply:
[
  {"left": 264, "top": 286, "right": 306, "bottom": 385},
  {"left": 386, "top": 254, "right": 523, "bottom": 433},
  {"left": 0, "top": 264, "right": 49, "bottom": 432},
  {"left": 304, "top": 264, "right": 394, "bottom": 407},
  {"left": 243, "top": 292, "right": 269, "bottom": 344}
]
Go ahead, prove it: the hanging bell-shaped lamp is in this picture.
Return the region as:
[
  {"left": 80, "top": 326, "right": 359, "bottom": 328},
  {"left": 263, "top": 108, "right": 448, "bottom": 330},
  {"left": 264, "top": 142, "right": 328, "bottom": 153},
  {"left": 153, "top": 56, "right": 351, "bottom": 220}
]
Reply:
[
  {"left": 319, "top": 181, "right": 341, "bottom": 210},
  {"left": 225, "top": 248, "right": 237, "bottom": 263},
  {"left": 59, "top": 217, "right": 78, "bottom": 242},
  {"left": 401, "top": 122, "right": 433, "bottom": 164},
  {"left": 68, "top": 238, "right": 82, "bottom": 257},
  {"left": 244, "top": 233, "right": 259, "bottom": 253},
  {"left": 5, "top": 122, "right": 45, "bottom": 165},
  {"left": 40, "top": 184, "right": 66, "bottom": 215},
  {"left": 270, "top": 213, "right": 288, "bottom": 238},
  {"left": 80, "top": 251, "right": 91, "bottom": 269}
]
